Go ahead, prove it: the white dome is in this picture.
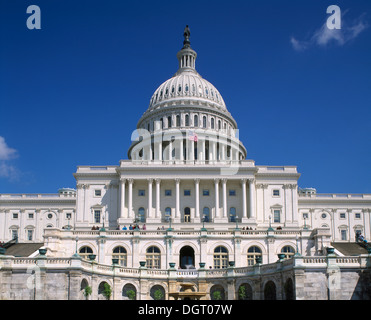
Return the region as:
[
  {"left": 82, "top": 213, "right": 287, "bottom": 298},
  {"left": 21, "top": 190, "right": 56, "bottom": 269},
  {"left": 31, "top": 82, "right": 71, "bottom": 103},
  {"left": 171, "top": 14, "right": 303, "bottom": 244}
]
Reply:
[{"left": 148, "top": 71, "right": 227, "bottom": 112}]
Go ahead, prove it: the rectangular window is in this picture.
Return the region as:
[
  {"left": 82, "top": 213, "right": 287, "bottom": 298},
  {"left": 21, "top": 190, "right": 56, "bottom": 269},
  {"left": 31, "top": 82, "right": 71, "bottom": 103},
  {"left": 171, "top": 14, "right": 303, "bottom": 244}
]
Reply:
[
  {"left": 340, "top": 213, "right": 346, "bottom": 219},
  {"left": 302, "top": 213, "right": 308, "bottom": 220},
  {"left": 11, "top": 230, "right": 18, "bottom": 240},
  {"left": 28, "top": 213, "right": 34, "bottom": 219},
  {"left": 203, "top": 189, "right": 209, "bottom": 196},
  {"left": 165, "top": 189, "right": 172, "bottom": 196},
  {"left": 355, "top": 213, "right": 361, "bottom": 219},
  {"left": 12, "top": 213, "right": 18, "bottom": 219},
  {"left": 94, "top": 210, "right": 101, "bottom": 223},
  {"left": 184, "top": 190, "right": 191, "bottom": 196},
  {"left": 94, "top": 189, "right": 102, "bottom": 197},
  {"left": 273, "top": 210, "right": 281, "bottom": 223},
  {"left": 273, "top": 189, "right": 280, "bottom": 197},
  {"left": 229, "top": 189, "right": 236, "bottom": 196},
  {"left": 66, "top": 213, "right": 72, "bottom": 219},
  {"left": 27, "top": 230, "right": 33, "bottom": 241},
  {"left": 138, "top": 190, "right": 145, "bottom": 196},
  {"left": 341, "top": 229, "right": 347, "bottom": 241}
]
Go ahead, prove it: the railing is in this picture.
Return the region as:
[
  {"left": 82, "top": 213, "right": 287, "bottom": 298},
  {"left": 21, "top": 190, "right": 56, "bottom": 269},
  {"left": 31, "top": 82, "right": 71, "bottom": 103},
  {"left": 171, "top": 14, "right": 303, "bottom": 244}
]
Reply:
[
  {"left": 2, "top": 255, "right": 369, "bottom": 279},
  {"left": 298, "top": 193, "right": 371, "bottom": 199},
  {"left": 45, "top": 228, "right": 304, "bottom": 238}
]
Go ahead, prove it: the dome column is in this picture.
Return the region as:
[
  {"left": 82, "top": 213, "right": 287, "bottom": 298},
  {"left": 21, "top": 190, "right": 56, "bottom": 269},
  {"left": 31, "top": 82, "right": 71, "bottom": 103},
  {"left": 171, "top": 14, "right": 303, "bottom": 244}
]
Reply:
[
  {"left": 194, "top": 178, "right": 200, "bottom": 222},
  {"left": 174, "top": 178, "right": 181, "bottom": 223}
]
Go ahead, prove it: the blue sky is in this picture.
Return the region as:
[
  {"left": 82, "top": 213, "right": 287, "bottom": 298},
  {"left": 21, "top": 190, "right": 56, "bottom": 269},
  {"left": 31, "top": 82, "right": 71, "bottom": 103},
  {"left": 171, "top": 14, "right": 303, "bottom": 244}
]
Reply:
[{"left": 0, "top": 0, "right": 370, "bottom": 194}]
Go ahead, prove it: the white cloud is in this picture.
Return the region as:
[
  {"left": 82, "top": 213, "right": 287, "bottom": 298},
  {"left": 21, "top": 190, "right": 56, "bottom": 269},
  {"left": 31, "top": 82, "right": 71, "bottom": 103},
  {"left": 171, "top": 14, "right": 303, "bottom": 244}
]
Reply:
[
  {"left": 291, "top": 13, "right": 368, "bottom": 51},
  {"left": 0, "top": 136, "right": 20, "bottom": 182},
  {"left": 0, "top": 162, "right": 20, "bottom": 182},
  {"left": 0, "top": 136, "right": 17, "bottom": 160}
]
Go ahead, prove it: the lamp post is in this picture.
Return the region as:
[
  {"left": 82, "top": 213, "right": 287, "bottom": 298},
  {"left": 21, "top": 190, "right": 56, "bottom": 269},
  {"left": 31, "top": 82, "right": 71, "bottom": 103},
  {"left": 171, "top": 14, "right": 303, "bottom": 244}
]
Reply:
[
  {"left": 72, "top": 236, "right": 80, "bottom": 258},
  {"left": 201, "top": 217, "right": 207, "bottom": 231},
  {"left": 235, "top": 217, "right": 240, "bottom": 231},
  {"left": 168, "top": 217, "right": 173, "bottom": 231},
  {"left": 267, "top": 215, "right": 274, "bottom": 231}
]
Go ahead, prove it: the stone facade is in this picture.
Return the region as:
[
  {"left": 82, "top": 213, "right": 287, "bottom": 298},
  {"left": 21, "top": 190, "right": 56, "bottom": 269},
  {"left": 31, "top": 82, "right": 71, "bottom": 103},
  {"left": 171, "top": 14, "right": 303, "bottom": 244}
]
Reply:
[{"left": 1, "top": 27, "right": 371, "bottom": 300}]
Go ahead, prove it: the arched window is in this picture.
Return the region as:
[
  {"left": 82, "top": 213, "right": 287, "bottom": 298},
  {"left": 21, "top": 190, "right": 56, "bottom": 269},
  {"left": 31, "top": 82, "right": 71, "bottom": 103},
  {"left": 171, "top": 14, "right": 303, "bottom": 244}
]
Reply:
[
  {"left": 79, "top": 246, "right": 93, "bottom": 260},
  {"left": 229, "top": 207, "right": 236, "bottom": 222},
  {"left": 218, "top": 120, "right": 221, "bottom": 130},
  {"left": 185, "top": 114, "right": 189, "bottom": 126},
  {"left": 247, "top": 246, "right": 262, "bottom": 266},
  {"left": 194, "top": 115, "right": 198, "bottom": 127},
  {"left": 238, "top": 283, "right": 253, "bottom": 300},
  {"left": 176, "top": 115, "right": 180, "bottom": 127},
  {"left": 281, "top": 246, "right": 295, "bottom": 259},
  {"left": 264, "top": 281, "right": 276, "bottom": 300},
  {"left": 112, "top": 246, "right": 127, "bottom": 266},
  {"left": 165, "top": 207, "right": 171, "bottom": 222},
  {"left": 138, "top": 207, "right": 145, "bottom": 223},
  {"left": 203, "top": 116, "right": 207, "bottom": 128},
  {"left": 98, "top": 281, "right": 111, "bottom": 300},
  {"left": 203, "top": 207, "right": 210, "bottom": 222},
  {"left": 167, "top": 116, "right": 172, "bottom": 128},
  {"left": 213, "top": 246, "right": 228, "bottom": 269},
  {"left": 146, "top": 246, "right": 161, "bottom": 269},
  {"left": 150, "top": 285, "right": 165, "bottom": 300},
  {"left": 210, "top": 285, "right": 225, "bottom": 300},
  {"left": 122, "top": 283, "right": 137, "bottom": 300},
  {"left": 211, "top": 118, "right": 215, "bottom": 129}
]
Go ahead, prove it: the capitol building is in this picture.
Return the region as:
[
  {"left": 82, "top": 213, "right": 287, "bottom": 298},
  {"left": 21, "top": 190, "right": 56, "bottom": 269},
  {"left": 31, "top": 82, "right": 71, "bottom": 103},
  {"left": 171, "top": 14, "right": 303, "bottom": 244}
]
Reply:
[{"left": 0, "top": 27, "right": 370, "bottom": 300}]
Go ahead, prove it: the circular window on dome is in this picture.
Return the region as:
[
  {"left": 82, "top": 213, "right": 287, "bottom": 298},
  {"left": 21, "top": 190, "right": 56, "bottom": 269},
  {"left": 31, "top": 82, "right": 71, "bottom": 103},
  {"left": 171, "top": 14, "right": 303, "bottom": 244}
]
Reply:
[
  {"left": 321, "top": 213, "right": 327, "bottom": 219},
  {"left": 47, "top": 213, "right": 53, "bottom": 219}
]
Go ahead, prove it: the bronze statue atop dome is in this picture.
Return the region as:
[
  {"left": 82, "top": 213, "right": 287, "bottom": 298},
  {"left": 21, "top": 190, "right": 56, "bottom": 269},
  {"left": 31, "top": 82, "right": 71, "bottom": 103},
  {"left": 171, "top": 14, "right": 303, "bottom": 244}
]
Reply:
[{"left": 183, "top": 25, "right": 191, "bottom": 48}]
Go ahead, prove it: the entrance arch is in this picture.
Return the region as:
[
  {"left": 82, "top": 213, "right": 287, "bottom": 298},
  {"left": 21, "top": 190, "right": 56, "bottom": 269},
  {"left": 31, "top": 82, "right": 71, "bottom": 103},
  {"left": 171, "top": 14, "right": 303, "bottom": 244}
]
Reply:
[{"left": 179, "top": 246, "right": 195, "bottom": 269}]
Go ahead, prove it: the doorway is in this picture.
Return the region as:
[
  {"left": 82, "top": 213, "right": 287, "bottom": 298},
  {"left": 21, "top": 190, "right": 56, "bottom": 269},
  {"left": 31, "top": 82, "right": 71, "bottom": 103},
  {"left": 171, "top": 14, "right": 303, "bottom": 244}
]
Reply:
[{"left": 179, "top": 246, "right": 195, "bottom": 269}]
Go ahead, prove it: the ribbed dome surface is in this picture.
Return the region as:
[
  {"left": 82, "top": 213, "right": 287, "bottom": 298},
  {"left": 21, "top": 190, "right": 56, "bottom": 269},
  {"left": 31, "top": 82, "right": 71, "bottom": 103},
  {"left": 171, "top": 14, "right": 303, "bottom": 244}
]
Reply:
[{"left": 148, "top": 71, "right": 227, "bottom": 112}]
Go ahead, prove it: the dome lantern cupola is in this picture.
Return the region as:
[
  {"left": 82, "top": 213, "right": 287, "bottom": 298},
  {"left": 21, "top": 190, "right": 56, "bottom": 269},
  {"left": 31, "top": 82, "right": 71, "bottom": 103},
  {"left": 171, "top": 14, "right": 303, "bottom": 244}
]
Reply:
[{"left": 175, "top": 25, "right": 198, "bottom": 75}]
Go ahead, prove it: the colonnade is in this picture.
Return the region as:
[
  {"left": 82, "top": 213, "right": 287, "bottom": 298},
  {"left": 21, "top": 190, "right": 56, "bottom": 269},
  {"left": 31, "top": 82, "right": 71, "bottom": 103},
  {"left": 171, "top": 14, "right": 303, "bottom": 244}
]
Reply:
[{"left": 118, "top": 178, "right": 256, "bottom": 224}]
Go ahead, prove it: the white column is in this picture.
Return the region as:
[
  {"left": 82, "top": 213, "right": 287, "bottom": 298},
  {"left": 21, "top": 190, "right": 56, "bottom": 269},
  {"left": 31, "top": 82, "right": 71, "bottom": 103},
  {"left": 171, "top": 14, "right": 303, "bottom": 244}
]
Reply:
[
  {"left": 156, "top": 179, "right": 161, "bottom": 219},
  {"left": 195, "top": 178, "right": 200, "bottom": 221},
  {"left": 128, "top": 179, "right": 133, "bottom": 220},
  {"left": 214, "top": 179, "right": 220, "bottom": 221},
  {"left": 147, "top": 178, "right": 153, "bottom": 220},
  {"left": 190, "top": 140, "right": 194, "bottom": 162},
  {"left": 200, "top": 138, "right": 205, "bottom": 163},
  {"left": 222, "top": 178, "right": 227, "bottom": 219},
  {"left": 211, "top": 140, "right": 216, "bottom": 162},
  {"left": 284, "top": 184, "right": 292, "bottom": 224},
  {"left": 291, "top": 184, "right": 299, "bottom": 225},
  {"left": 179, "top": 138, "right": 184, "bottom": 162},
  {"left": 119, "top": 178, "right": 126, "bottom": 219},
  {"left": 175, "top": 178, "right": 180, "bottom": 222},
  {"left": 248, "top": 178, "right": 256, "bottom": 221},
  {"left": 241, "top": 178, "right": 247, "bottom": 221}
]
